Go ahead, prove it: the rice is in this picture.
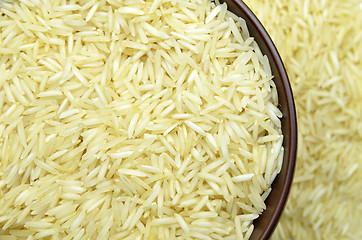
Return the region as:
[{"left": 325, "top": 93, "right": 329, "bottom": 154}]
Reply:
[
  {"left": 243, "top": 0, "right": 362, "bottom": 239},
  {"left": 0, "top": 0, "right": 284, "bottom": 239}
]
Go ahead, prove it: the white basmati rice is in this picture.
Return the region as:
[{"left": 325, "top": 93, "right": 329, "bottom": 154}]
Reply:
[
  {"left": 243, "top": 0, "right": 362, "bottom": 239},
  {"left": 0, "top": 0, "right": 284, "bottom": 239}
]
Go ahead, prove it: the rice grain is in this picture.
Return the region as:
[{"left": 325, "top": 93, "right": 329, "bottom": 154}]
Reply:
[{"left": 0, "top": 0, "right": 284, "bottom": 239}]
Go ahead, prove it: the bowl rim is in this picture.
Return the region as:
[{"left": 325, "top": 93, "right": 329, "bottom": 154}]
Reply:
[{"left": 225, "top": 0, "right": 298, "bottom": 239}]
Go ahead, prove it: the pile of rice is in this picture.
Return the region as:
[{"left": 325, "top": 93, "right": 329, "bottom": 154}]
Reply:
[
  {"left": 244, "top": 0, "right": 362, "bottom": 239},
  {"left": 0, "top": 0, "right": 284, "bottom": 239}
]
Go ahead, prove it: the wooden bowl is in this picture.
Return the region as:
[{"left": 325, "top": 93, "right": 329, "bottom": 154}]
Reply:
[{"left": 219, "top": 0, "right": 298, "bottom": 239}]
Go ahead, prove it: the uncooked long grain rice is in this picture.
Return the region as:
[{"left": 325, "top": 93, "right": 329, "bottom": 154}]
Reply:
[
  {"left": 0, "top": 0, "right": 284, "bottom": 239},
  {"left": 243, "top": 0, "right": 362, "bottom": 239}
]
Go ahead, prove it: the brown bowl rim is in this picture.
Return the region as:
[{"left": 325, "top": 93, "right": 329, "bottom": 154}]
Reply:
[{"left": 221, "top": 0, "right": 298, "bottom": 239}]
